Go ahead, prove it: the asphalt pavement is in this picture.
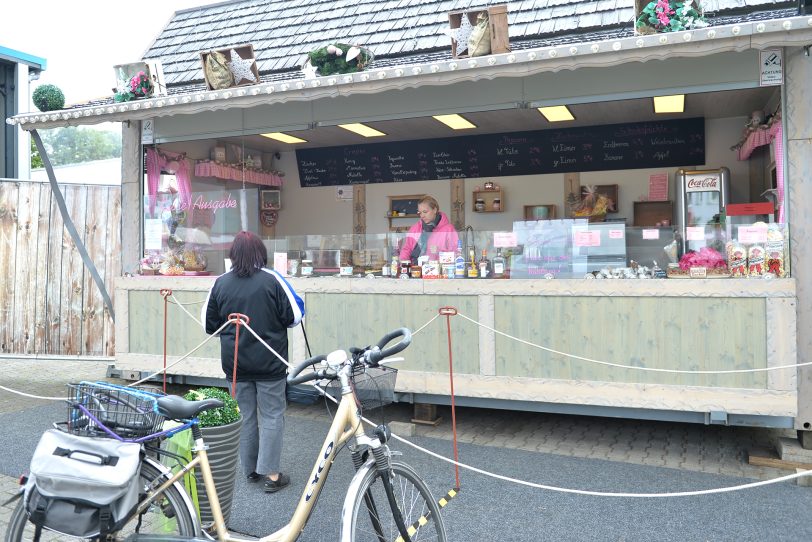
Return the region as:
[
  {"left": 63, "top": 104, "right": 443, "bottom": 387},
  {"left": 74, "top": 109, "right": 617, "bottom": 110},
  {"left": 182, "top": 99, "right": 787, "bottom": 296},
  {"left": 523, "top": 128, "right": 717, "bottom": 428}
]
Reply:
[{"left": 0, "top": 357, "right": 810, "bottom": 541}]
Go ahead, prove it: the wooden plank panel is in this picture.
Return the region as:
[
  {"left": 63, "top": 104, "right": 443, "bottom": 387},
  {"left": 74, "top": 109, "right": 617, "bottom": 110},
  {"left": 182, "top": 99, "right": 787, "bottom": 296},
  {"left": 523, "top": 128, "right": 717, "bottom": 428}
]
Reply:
[
  {"left": 60, "top": 185, "right": 88, "bottom": 355},
  {"left": 82, "top": 186, "right": 109, "bottom": 355},
  {"left": 34, "top": 184, "right": 52, "bottom": 353},
  {"left": 495, "top": 296, "right": 767, "bottom": 389},
  {"left": 12, "top": 182, "right": 40, "bottom": 353},
  {"left": 303, "top": 293, "right": 480, "bottom": 374},
  {"left": 44, "top": 183, "right": 66, "bottom": 354},
  {"left": 0, "top": 181, "right": 19, "bottom": 353},
  {"left": 103, "top": 187, "right": 121, "bottom": 356}
]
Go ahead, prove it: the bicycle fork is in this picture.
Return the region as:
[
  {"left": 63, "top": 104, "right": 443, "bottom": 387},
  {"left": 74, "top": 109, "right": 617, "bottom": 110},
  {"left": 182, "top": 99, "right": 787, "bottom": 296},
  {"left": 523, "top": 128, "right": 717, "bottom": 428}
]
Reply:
[{"left": 351, "top": 425, "right": 413, "bottom": 542}]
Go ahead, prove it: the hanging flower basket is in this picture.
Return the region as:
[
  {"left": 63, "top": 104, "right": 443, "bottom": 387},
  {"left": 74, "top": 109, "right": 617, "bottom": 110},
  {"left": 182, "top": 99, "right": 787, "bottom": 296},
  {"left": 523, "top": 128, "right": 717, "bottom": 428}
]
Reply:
[
  {"left": 305, "top": 43, "right": 374, "bottom": 77},
  {"left": 635, "top": 0, "right": 707, "bottom": 34}
]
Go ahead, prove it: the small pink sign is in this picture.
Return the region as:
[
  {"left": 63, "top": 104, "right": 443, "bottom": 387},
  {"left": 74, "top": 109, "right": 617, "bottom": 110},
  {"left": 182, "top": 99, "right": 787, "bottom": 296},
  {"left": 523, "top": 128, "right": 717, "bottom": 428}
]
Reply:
[
  {"left": 738, "top": 225, "right": 768, "bottom": 243},
  {"left": 648, "top": 173, "right": 669, "bottom": 202},
  {"left": 493, "top": 231, "right": 518, "bottom": 248},
  {"left": 686, "top": 226, "right": 705, "bottom": 241},
  {"left": 273, "top": 252, "right": 288, "bottom": 275},
  {"left": 574, "top": 231, "right": 601, "bottom": 247},
  {"left": 609, "top": 229, "right": 624, "bottom": 239},
  {"left": 642, "top": 229, "right": 659, "bottom": 240}
]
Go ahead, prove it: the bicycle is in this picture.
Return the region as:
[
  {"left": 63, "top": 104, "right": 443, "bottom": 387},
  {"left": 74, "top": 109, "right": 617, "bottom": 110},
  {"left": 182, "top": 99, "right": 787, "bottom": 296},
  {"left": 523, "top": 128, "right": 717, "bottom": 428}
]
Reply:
[{"left": 6, "top": 327, "right": 448, "bottom": 541}]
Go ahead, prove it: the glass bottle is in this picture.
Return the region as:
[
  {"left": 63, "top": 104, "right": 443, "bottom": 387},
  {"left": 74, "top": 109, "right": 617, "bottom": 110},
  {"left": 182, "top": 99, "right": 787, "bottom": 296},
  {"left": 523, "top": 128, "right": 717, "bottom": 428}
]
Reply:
[
  {"left": 467, "top": 248, "right": 478, "bottom": 278},
  {"left": 454, "top": 239, "right": 465, "bottom": 279},
  {"left": 492, "top": 248, "right": 506, "bottom": 278},
  {"left": 478, "top": 249, "right": 490, "bottom": 278}
]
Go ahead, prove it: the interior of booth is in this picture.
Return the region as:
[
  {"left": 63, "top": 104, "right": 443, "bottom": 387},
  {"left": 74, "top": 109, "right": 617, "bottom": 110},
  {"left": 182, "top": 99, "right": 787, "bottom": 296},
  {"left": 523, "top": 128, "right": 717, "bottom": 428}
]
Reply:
[{"left": 142, "top": 85, "right": 787, "bottom": 280}]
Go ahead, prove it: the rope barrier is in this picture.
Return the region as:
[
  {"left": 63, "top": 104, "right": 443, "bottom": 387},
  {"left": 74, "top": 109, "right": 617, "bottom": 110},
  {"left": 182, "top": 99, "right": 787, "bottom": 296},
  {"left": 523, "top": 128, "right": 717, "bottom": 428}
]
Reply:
[{"left": 455, "top": 311, "right": 812, "bottom": 375}]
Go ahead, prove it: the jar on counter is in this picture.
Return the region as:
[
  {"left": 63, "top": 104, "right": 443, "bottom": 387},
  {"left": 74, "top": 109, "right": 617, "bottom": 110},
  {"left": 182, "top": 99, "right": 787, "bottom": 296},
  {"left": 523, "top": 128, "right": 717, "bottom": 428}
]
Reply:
[
  {"left": 287, "top": 259, "right": 300, "bottom": 277},
  {"left": 475, "top": 198, "right": 485, "bottom": 212},
  {"left": 399, "top": 260, "right": 411, "bottom": 279},
  {"left": 301, "top": 260, "right": 314, "bottom": 276},
  {"left": 410, "top": 265, "right": 422, "bottom": 279}
]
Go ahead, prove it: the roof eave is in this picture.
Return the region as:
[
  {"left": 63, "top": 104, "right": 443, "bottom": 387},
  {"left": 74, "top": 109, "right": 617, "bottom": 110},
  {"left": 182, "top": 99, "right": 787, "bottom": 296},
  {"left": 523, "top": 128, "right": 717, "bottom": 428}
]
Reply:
[{"left": 9, "top": 16, "right": 812, "bottom": 131}]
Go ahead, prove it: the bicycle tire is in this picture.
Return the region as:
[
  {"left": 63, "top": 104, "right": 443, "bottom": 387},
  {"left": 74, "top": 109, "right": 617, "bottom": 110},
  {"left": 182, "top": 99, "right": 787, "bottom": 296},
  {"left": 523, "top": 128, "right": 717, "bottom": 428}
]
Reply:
[
  {"left": 4, "top": 459, "right": 197, "bottom": 541},
  {"left": 346, "top": 460, "right": 447, "bottom": 542}
]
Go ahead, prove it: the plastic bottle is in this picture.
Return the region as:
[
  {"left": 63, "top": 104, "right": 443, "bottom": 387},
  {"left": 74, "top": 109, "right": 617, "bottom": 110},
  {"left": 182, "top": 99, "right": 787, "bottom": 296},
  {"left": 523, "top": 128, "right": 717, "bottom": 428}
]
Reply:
[{"left": 454, "top": 239, "right": 465, "bottom": 279}]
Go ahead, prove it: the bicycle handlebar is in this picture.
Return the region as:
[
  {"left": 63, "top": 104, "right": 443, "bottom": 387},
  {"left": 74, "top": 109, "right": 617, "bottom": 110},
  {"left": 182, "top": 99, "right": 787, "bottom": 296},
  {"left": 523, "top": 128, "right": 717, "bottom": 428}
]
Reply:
[{"left": 285, "top": 328, "right": 412, "bottom": 386}]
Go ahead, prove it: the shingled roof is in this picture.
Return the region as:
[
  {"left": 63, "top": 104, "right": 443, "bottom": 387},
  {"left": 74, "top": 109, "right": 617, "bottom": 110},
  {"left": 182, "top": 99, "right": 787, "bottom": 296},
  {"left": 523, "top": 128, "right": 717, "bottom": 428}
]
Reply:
[{"left": 144, "top": 0, "right": 797, "bottom": 94}]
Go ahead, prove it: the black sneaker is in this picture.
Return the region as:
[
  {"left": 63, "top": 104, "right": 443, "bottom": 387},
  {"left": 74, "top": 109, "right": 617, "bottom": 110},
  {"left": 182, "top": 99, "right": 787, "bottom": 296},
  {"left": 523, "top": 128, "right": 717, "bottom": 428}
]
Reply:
[
  {"left": 247, "top": 472, "right": 262, "bottom": 483},
  {"left": 264, "top": 473, "right": 290, "bottom": 493}
]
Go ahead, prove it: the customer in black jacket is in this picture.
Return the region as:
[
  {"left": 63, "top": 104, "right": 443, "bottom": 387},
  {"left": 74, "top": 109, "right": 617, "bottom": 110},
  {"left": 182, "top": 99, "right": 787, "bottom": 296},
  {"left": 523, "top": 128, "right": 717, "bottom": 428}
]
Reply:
[{"left": 202, "top": 231, "right": 304, "bottom": 493}]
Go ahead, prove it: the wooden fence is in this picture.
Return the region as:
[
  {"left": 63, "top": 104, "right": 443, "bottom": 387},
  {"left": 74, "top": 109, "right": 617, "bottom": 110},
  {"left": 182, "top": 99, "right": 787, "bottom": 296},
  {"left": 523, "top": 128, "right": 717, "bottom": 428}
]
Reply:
[{"left": 0, "top": 179, "right": 121, "bottom": 356}]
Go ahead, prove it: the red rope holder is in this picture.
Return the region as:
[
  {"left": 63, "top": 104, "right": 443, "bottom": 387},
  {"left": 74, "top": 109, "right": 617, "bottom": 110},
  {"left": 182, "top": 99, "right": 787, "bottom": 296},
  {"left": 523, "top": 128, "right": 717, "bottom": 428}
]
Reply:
[
  {"left": 159, "top": 289, "right": 173, "bottom": 393},
  {"left": 228, "top": 313, "right": 250, "bottom": 398},
  {"left": 439, "top": 306, "right": 461, "bottom": 490}
]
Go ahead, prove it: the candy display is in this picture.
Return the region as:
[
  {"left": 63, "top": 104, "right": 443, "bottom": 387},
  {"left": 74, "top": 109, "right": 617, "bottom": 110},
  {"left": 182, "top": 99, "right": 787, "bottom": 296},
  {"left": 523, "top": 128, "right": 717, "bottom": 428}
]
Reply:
[
  {"left": 747, "top": 245, "right": 765, "bottom": 276},
  {"left": 727, "top": 242, "right": 747, "bottom": 277},
  {"left": 765, "top": 224, "right": 786, "bottom": 278}
]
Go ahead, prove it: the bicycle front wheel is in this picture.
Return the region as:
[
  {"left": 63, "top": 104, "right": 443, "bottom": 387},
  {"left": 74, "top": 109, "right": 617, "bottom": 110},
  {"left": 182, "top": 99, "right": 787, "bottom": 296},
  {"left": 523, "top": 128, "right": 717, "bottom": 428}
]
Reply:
[
  {"left": 347, "top": 460, "right": 447, "bottom": 542},
  {"left": 5, "top": 459, "right": 197, "bottom": 541}
]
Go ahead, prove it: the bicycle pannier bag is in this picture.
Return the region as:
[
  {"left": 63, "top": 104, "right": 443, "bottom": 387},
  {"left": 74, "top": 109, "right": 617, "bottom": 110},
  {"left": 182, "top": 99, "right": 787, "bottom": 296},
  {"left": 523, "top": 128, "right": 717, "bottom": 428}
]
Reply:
[{"left": 23, "top": 429, "right": 141, "bottom": 537}]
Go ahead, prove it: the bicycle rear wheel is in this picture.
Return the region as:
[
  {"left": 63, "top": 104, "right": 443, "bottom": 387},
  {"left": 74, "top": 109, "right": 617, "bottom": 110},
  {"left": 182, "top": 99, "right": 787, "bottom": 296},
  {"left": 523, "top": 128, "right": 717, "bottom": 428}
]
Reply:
[
  {"left": 347, "top": 460, "right": 447, "bottom": 542},
  {"left": 4, "top": 460, "right": 197, "bottom": 541}
]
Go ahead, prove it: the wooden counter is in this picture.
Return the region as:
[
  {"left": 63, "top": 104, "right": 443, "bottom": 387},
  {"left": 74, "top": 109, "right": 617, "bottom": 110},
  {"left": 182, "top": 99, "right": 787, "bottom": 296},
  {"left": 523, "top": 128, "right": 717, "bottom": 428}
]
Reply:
[{"left": 115, "top": 276, "right": 797, "bottom": 421}]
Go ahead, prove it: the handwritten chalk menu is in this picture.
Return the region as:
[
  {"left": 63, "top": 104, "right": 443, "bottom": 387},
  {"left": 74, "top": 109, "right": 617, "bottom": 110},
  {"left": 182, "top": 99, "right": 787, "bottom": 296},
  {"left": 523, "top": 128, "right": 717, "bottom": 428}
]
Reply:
[{"left": 297, "top": 118, "right": 705, "bottom": 187}]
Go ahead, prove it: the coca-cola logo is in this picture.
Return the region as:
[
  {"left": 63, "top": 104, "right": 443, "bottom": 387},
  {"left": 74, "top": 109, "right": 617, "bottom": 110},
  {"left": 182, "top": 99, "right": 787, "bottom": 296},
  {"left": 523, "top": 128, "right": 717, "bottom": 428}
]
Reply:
[{"left": 687, "top": 177, "right": 719, "bottom": 189}]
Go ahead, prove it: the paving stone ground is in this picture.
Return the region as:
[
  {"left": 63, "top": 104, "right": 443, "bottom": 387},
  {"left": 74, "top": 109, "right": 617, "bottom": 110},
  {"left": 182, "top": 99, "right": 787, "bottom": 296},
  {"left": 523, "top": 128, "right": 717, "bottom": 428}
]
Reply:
[{"left": 0, "top": 356, "right": 801, "bottom": 538}]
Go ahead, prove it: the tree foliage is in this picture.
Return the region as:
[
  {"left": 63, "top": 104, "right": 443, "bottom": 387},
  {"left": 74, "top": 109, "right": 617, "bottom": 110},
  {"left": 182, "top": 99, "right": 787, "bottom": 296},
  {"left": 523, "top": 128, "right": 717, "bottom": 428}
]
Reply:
[{"left": 29, "top": 127, "right": 122, "bottom": 168}]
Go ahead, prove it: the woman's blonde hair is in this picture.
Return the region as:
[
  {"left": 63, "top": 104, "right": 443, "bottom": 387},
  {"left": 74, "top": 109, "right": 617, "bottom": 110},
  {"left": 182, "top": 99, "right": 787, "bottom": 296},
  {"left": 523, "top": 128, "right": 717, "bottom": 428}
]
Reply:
[{"left": 419, "top": 195, "right": 439, "bottom": 211}]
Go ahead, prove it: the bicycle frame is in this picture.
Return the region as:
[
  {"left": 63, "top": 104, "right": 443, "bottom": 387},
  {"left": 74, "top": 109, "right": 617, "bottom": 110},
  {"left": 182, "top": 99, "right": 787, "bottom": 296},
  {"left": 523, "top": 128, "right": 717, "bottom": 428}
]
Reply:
[{"left": 143, "top": 384, "right": 367, "bottom": 542}]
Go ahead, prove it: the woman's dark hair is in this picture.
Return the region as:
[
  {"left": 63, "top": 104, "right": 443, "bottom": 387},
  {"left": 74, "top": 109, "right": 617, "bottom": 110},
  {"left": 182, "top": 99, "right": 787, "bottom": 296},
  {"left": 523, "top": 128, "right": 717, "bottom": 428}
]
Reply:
[{"left": 229, "top": 231, "right": 267, "bottom": 277}]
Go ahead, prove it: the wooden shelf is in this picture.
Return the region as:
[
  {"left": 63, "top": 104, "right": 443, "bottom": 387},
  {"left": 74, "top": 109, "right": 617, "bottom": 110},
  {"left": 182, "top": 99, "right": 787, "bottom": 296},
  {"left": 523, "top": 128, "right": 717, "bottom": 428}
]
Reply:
[
  {"left": 473, "top": 188, "right": 503, "bottom": 213},
  {"left": 523, "top": 204, "right": 557, "bottom": 220},
  {"left": 633, "top": 200, "right": 673, "bottom": 227}
]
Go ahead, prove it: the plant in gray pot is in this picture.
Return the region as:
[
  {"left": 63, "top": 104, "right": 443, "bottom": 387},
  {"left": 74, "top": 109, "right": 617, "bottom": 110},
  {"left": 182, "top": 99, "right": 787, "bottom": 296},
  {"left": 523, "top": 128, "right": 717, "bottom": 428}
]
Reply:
[{"left": 183, "top": 386, "right": 242, "bottom": 526}]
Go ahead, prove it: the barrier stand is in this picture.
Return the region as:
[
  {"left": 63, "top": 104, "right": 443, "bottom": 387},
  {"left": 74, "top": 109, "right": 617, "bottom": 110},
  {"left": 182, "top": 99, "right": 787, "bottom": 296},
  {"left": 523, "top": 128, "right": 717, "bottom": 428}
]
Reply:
[
  {"left": 160, "top": 289, "right": 173, "bottom": 393},
  {"left": 440, "top": 306, "right": 462, "bottom": 491},
  {"left": 228, "top": 313, "right": 250, "bottom": 398}
]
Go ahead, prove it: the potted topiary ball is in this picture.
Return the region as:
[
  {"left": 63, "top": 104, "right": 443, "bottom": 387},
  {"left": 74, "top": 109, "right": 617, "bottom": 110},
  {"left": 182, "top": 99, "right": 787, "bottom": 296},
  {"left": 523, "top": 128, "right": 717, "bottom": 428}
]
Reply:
[
  {"left": 32, "top": 84, "right": 65, "bottom": 112},
  {"left": 182, "top": 386, "right": 242, "bottom": 525}
]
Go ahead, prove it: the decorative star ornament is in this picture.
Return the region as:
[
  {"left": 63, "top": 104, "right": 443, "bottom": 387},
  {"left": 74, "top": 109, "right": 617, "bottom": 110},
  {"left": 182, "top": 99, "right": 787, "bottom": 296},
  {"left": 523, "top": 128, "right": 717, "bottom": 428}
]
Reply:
[
  {"left": 440, "top": 13, "right": 474, "bottom": 54},
  {"left": 228, "top": 49, "right": 257, "bottom": 84},
  {"left": 301, "top": 60, "right": 319, "bottom": 79}
]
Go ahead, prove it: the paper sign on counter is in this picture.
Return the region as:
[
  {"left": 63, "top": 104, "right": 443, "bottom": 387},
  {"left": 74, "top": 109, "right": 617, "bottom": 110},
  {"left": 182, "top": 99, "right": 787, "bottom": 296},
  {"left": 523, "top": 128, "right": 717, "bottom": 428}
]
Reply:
[
  {"left": 574, "top": 230, "right": 601, "bottom": 247},
  {"left": 144, "top": 219, "right": 163, "bottom": 250},
  {"left": 642, "top": 229, "right": 659, "bottom": 240},
  {"left": 493, "top": 231, "right": 518, "bottom": 247},
  {"left": 273, "top": 252, "right": 288, "bottom": 275},
  {"left": 738, "top": 225, "right": 768, "bottom": 243},
  {"left": 609, "top": 229, "right": 624, "bottom": 239},
  {"left": 686, "top": 227, "right": 705, "bottom": 241}
]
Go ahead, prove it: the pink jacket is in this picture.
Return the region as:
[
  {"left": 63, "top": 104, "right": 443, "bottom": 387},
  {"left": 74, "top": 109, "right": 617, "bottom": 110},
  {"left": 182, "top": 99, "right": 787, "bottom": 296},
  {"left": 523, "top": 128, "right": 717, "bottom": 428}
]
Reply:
[{"left": 399, "top": 212, "right": 459, "bottom": 262}]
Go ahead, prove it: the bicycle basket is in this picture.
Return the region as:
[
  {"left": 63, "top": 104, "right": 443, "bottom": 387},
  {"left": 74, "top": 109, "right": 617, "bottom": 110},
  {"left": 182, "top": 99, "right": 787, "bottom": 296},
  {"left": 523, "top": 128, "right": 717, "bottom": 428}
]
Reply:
[
  {"left": 66, "top": 382, "right": 165, "bottom": 439},
  {"left": 328, "top": 366, "right": 398, "bottom": 411}
]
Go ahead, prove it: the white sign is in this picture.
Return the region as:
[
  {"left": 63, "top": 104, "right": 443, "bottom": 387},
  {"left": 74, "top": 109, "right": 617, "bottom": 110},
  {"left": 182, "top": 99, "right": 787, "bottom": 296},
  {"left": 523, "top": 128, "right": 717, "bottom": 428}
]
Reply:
[
  {"left": 686, "top": 226, "right": 705, "bottom": 241},
  {"left": 335, "top": 186, "right": 353, "bottom": 201},
  {"left": 493, "top": 231, "right": 517, "bottom": 247},
  {"left": 144, "top": 219, "right": 162, "bottom": 250},
  {"left": 141, "top": 119, "right": 154, "bottom": 145},
  {"left": 759, "top": 49, "right": 783, "bottom": 87},
  {"left": 642, "top": 229, "right": 660, "bottom": 240},
  {"left": 685, "top": 172, "right": 721, "bottom": 193}
]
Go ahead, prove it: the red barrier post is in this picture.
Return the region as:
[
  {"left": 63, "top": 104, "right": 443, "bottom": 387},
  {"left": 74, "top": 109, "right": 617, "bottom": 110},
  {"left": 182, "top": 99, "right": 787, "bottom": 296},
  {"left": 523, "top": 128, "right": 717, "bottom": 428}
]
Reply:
[{"left": 439, "top": 306, "right": 461, "bottom": 490}]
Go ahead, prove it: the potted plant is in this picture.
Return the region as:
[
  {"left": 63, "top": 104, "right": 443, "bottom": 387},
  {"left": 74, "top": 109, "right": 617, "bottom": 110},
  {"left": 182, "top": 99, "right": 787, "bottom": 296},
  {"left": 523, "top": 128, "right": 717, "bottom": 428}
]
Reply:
[
  {"left": 168, "top": 387, "right": 242, "bottom": 526},
  {"left": 32, "top": 84, "right": 65, "bottom": 112},
  {"left": 635, "top": 0, "right": 707, "bottom": 34},
  {"left": 304, "top": 42, "right": 374, "bottom": 77}
]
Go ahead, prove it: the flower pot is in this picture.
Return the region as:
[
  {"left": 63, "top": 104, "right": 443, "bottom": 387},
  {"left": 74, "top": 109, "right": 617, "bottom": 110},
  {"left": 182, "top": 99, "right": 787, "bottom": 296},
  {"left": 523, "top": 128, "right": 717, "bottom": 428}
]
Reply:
[{"left": 195, "top": 416, "right": 242, "bottom": 525}]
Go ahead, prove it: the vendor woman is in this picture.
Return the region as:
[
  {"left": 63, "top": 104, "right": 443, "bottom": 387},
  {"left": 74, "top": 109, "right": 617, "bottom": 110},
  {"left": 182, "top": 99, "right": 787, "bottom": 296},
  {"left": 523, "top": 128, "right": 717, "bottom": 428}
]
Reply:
[{"left": 399, "top": 195, "right": 459, "bottom": 264}]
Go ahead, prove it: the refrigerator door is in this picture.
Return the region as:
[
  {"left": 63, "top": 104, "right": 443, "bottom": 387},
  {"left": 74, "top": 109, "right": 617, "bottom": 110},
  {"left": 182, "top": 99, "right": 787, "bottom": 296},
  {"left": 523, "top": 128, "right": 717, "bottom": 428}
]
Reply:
[{"left": 675, "top": 168, "right": 730, "bottom": 254}]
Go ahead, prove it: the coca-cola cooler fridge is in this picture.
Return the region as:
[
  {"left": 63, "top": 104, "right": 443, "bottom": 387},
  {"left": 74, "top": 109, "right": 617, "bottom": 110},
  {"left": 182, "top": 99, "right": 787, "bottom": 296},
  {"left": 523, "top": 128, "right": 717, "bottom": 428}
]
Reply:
[{"left": 675, "top": 167, "right": 730, "bottom": 254}]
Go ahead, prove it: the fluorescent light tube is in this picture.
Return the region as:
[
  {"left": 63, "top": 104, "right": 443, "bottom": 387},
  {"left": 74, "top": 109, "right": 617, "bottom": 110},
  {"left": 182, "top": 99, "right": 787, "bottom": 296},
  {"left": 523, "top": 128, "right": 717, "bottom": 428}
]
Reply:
[
  {"left": 537, "top": 105, "right": 575, "bottom": 122},
  {"left": 337, "top": 123, "right": 386, "bottom": 137},
  {"left": 261, "top": 132, "right": 308, "bottom": 143},
  {"left": 653, "top": 95, "right": 685, "bottom": 113},
  {"left": 432, "top": 114, "right": 477, "bottom": 130}
]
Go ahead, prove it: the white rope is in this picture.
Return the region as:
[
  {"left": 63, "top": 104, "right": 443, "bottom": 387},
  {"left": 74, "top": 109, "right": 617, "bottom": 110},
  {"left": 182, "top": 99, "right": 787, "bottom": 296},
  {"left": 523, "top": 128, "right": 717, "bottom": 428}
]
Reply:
[
  {"left": 167, "top": 297, "right": 205, "bottom": 306},
  {"left": 456, "top": 311, "right": 812, "bottom": 375},
  {"left": 0, "top": 385, "right": 66, "bottom": 401},
  {"left": 166, "top": 293, "right": 202, "bottom": 326},
  {"left": 389, "top": 432, "right": 812, "bottom": 497}
]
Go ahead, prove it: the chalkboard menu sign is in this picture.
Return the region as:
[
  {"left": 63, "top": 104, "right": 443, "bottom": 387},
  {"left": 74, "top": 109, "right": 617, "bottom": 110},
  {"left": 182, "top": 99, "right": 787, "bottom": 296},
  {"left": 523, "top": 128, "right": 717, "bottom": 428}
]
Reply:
[{"left": 297, "top": 118, "right": 705, "bottom": 187}]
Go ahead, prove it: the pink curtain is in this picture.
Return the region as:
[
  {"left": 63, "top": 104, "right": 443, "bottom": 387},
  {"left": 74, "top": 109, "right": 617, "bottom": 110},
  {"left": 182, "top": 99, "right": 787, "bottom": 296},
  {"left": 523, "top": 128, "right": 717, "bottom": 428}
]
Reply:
[{"left": 145, "top": 148, "right": 192, "bottom": 213}]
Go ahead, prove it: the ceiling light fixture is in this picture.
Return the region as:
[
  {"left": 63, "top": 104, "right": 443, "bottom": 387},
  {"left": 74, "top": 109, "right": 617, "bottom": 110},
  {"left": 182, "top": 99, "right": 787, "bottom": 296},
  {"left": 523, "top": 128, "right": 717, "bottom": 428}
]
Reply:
[
  {"left": 432, "top": 114, "right": 477, "bottom": 130},
  {"left": 537, "top": 105, "right": 575, "bottom": 122},
  {"left": 337, "top": 123, "right": 386, "bottom": 137},
  {"left": 653, "top": 94, "right": 685, "bottom": 113},
  {"left": 261, "top": 132, "right": 308, "bottom": 144}
]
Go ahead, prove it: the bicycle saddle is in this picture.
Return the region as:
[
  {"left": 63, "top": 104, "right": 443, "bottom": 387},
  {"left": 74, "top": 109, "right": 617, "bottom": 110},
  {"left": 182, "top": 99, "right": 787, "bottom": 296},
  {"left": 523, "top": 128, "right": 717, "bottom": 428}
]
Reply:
[{"left": 157, "top": 395, "right": 224, "bottom": 420}]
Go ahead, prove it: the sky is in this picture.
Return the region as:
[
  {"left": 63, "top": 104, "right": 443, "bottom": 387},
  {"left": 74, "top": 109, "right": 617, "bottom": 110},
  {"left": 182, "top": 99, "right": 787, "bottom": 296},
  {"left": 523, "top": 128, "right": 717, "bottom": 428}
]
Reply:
[{"left": 3, "top": 0, "right": 224, "bottom": 107}]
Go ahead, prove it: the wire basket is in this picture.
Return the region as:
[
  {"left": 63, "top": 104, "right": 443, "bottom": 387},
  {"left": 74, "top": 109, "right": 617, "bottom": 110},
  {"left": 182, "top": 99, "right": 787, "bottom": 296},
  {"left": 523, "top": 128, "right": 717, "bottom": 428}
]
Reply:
[
  {"left": 66, "top": 382, "right": 165, "bottom": 439},
  {"left": 328, "top": 366, "right": 398, "bottom": 411}
]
